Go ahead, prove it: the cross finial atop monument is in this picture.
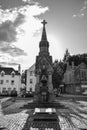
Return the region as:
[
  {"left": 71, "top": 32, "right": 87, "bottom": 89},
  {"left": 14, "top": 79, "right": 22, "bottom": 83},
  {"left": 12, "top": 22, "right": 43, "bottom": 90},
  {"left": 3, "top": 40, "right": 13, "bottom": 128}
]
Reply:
[
  {"left": 41, "top": 20, "right": 47, "bottom": 41},
  {"left": 41, "top": 20, "right": 47, "bottom": 27}
]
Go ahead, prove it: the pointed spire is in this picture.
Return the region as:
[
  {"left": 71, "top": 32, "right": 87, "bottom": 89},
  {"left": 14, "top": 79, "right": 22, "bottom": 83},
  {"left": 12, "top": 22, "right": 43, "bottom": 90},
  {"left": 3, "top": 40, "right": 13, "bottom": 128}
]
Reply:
[
  {"left": 41, "top": 20, "right": 47, "bottom": 41},
  {"left": 39, "top": 20, "right": 49, "bottom": 53}
]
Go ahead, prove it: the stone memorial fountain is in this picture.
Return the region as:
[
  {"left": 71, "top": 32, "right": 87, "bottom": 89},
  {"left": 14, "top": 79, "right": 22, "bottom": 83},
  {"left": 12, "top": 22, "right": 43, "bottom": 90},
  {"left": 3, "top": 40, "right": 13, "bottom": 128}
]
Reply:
[
  {"left": 23, "top": 20, "right": 61, "bottom": 130},
  {"left": 34, "top": 20, "right": 55, "bottom": 104}
]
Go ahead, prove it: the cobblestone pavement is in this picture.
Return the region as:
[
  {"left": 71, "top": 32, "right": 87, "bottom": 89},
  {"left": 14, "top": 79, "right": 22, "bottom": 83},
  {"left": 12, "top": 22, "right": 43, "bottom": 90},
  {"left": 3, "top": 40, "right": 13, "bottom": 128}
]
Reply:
[
  {"left": 0, "top": 98, "right": 11, "bottom": 116},
  {"left": 0, "top": 98, "right": 87, "bottom": 130},
  {"left": 0, "top": 110, "right": 28, "bottom": 130},
  {"left": 57, "top": 99, "right": 87, "bottom": 130},
  {"left": 0, "top": 98, "right": 29, "bottom": 130}
]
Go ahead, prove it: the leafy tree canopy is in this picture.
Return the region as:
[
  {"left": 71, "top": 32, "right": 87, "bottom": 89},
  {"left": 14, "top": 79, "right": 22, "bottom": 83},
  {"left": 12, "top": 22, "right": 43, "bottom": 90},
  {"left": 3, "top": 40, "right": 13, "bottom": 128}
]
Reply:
[
  {"left": 68, "top": 53, "right": 87, "bottom": 66},
  {"left": 52, "top": 60, "right": 66, "bottom": 89}
]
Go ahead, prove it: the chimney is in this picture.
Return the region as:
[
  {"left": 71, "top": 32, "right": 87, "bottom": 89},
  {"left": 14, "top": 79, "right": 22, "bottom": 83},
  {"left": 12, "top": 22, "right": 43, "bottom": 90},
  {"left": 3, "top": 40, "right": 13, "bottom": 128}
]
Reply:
[{"left": 18, "top": 64, "right": 21, "bottom": 74}]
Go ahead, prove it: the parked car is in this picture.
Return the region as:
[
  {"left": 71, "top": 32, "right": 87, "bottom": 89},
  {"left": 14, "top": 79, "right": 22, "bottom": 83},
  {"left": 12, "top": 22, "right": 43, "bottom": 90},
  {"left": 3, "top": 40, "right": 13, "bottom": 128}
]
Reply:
[
  {"left": 25, "top": 91, "right": 34, "bottom": 97},
  {"left": 1, "top": 91, "right": 9, "bottom": 96},
  {"left": 11, "top": 90, "right": 17, "bottom": 97}
]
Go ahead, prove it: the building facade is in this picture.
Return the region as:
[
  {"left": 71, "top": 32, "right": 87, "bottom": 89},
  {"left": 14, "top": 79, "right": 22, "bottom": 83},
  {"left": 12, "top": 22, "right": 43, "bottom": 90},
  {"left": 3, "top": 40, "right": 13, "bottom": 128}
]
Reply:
[
  {"left": 63, "top": 62, "right": 87, "bottom": 94},
  {"left": 0, "top": 66, "right": 21, "bottom": 95},
  {"left": 26, "top": 64, "right": 36, "bottom": 92}
]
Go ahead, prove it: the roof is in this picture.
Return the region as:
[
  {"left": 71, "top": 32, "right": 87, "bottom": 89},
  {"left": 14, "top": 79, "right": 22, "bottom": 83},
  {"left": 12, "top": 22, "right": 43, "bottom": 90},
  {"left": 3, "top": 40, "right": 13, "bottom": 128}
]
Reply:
[
  {"left": 77, "top": 62, "right": 87, "bottom": 69},
  {"left": 27, "top": 64, "right": 35, "bottom": 71},
  {"left": 0, "top": 67, "right": 20, "bottom": 75}
]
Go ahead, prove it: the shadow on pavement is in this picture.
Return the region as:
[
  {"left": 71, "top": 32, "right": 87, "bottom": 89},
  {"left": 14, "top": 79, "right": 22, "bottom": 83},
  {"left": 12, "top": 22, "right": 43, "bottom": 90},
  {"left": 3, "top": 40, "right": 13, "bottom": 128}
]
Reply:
[{"left": 0, "top": 128, "right": 7, "bottom": 130}]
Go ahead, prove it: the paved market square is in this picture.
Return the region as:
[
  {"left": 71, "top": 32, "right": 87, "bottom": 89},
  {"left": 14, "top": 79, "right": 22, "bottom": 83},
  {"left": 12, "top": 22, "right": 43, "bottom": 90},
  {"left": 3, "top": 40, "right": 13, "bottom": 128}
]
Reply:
[{"left": 0, "top": 97, "right": 87, "bottom": 130}]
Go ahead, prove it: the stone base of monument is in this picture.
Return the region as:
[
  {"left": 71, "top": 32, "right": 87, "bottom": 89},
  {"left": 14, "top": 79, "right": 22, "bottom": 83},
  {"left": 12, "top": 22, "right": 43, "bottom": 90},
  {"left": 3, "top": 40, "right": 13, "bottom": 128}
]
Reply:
[
  {"left": 33, "top": 90, "right": 55, "bottom": 103},
  {"left": 48, "top": 92, "right": 55, "bottom": 102},
  {"left": 22, "top": 108, "right": 61, "bottom": 130},
  {"left": 22, "top": 100, "right": 64, "bottom": 109},
  {"left": 31, "top": 113, "right": 61, "bottom": 130}
]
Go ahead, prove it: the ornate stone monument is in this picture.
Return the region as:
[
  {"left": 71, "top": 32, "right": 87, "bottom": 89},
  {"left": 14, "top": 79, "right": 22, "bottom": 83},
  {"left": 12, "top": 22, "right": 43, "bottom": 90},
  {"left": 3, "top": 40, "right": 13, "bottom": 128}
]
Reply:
[
  {"left": 34, "top": 20, "right": 55, "bottom": 103},
  {"left": 22, "top": 20, "right": 60, "bottom": 130}
]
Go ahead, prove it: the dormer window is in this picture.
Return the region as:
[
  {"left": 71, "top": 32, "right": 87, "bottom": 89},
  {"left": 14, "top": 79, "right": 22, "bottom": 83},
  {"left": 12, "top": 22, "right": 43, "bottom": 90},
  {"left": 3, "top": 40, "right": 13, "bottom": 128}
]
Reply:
[
  {"left": 11, "top": 71, "right": 15, "bottom": 77},
  {"left": 1, "top": 71, "right": 5, "bottom": 77}
]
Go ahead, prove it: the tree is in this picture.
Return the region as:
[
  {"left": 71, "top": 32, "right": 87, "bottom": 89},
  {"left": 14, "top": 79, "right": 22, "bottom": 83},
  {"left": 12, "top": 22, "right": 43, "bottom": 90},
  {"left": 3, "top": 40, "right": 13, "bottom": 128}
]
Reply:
[
  {"left": 63, "top": 49, "right": 70, "bottom": 63},
  {"left": 68, "top": 53, "right": 87, "bottom": 66},
  {"left": 52, "top": 60, "right": 66, "bottom": 89}
]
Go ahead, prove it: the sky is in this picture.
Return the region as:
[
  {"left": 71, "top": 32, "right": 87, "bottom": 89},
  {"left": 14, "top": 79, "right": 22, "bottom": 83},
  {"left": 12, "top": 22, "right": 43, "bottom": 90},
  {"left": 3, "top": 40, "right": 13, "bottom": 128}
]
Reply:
[{"left": 0, "top": 0, "right": 87, "bottom": 70}]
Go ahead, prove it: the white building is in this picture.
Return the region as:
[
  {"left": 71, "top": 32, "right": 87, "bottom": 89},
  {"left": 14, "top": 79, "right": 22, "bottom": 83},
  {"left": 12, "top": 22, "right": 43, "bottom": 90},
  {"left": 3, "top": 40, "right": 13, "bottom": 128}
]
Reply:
[
  {"left": 0, "top": 66, "right": 21, "bottom": 95},
  {"left": 26, "top": 64, "right": 36, "bottom": 92}
]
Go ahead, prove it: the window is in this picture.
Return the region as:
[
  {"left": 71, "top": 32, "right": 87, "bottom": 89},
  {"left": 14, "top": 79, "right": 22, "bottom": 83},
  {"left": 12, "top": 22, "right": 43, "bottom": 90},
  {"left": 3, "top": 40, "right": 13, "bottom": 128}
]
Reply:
[
  {"left": 30, "top": 79, "right": 33, "bottom": 84},
  {"left": 30, "top": 71, "right": 33, "bottom": 76},
  {"left": 2, "top": 88, "right": 6, "bottom": 92},
  {"left": 6, "top": 80, "right": 9, "bottom": 83},
  {"left": 84, "top": 71, "right": 86, "bottom": 80},
  {"left": 0, "top": 80, "right": 4, "bottom": 84},
  {"left": 13, "top": 88, "right": 16, "bottom": 90},
  {"left": 8, "top": 88, "right": 11, "bottom": 91},
  {"left": 82, "top": 71, "right": 86, "bottom": 80},
  {"left": 11, "top": 80, "right": 14, "bottom": 85},
  {"left": 1, "top": 71, "right": 5, "bottom": 77},
  {"left": 82, "top": 72, "right": 84, "bottom": 78},
  {"left": 11, "top": 71, "right": 15, "bottom": 77}
]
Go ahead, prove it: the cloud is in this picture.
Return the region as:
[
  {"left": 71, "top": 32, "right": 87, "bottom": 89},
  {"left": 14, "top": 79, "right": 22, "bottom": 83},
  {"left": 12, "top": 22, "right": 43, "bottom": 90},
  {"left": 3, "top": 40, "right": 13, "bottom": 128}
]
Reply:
[
  {"left": 0, "top": 3, "right": 48, "bottom": 44},
  {"left": 0, "top": 62, "right": 19, "bottom": 66},
  {"left": 0, "top": 13, "right": 25, "bottom": 43},
  {"left": 14, "top": 13, "right": 25, "bottom": 27},
  {"left": 73, "top": 0, "right": 87, "bottom": 18},
  {"left": 0, "top": 0, "right": 28, "bottom": 9},
  {"left": 22, "top": 0, "right": 38, "bottom": 5},
  {"left": 0, "top": 12, "right": 26, "bottom": 57},
  {"left": 22, "top": 0, "right": 30, "bottom": 2},
  {"left": 0, "top": 43, "right": 27, "bottom": 57},
  {"left": 72, "top": 13, "right": 85, "bottom": 18},
  {"left": 22, "top": 0, "right": 33, "bottom": 3},
  {"left": 81, "top": 0, "right": 87, "bottom": 11},
  {"left": 0, "top": 1, "right": 49, "bottom": 68},
  {"left": 0, "top": 21, "right": 17, "bottom": 43},
  {"left": 0, "top": 51, "right": 27, "bottom": 69}
]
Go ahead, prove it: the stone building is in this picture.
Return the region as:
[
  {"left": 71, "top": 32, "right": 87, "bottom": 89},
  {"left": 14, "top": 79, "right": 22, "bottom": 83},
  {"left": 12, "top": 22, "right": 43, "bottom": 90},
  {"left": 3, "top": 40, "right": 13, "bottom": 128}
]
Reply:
[
  {"left": 26, "top": 64, "right": 36, "bottom": 92},
  {"left": 63, "top": 62, "right": 87, "bottom": 94},
  {"left": 0, "top": 65, "right": 21, "bottom": 95}
]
